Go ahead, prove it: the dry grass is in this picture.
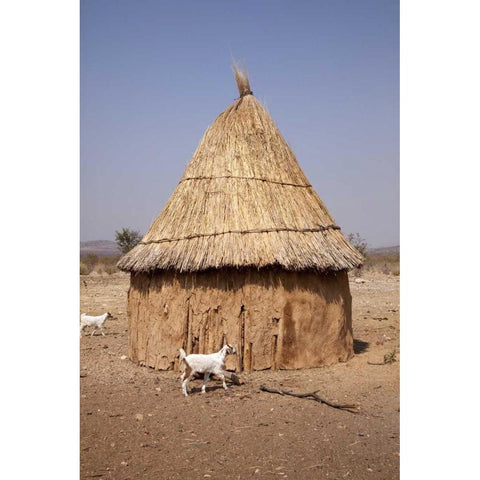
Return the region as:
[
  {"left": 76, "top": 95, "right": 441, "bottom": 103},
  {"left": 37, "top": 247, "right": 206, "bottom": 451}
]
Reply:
[
  {"left": 118, "top": 72, "right": 363, "bottom": 273},
  {"left": 80, "top": 255, "right": 122, "bottom": 275},
  {"left": 80, "top": 262, "right": 90, "bottom": 275},
  {"left": 363, "top": 254, "right": 400, "bottom": 276}
]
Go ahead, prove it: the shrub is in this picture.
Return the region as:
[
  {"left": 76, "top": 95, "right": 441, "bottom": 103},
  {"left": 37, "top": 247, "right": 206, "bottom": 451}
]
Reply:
[
  {"left": 115, "top": 228, "right": 142, "bottom": 254},
  {"left": 83, "top": 253, "right": 99, "bottom": 271},
  {"left": 80, "top": 262, "right": 90, "bottom": 275},
  {"left": 95, "top": 264, "right": 106, "bottom": 274},
  {"left": 346, "top": 233, "right": 368, "bottom": 257},
  {"left": 98, "top": 255, "right": 121, "bottom": 267},
  {"left": 103, "top": 264, "right": 118, "bottom": 275},
  {"left": 384, "top": 349, "right": 397, "bottom": 364}
]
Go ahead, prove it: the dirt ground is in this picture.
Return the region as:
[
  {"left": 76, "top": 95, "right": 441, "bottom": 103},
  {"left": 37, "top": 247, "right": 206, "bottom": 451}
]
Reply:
[{"left": 80, "top": 271, "right": 399, "bottom": 480}]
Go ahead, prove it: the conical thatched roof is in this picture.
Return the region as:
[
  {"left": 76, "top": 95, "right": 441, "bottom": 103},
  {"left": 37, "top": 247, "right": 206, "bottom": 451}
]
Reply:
[{"left": 118, "top": 68, "right": 363, "bottom": 273}]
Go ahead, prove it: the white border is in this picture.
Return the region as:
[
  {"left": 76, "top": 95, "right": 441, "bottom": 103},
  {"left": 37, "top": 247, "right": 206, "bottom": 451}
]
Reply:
[
  {"left": 1, "top": 1, "right": 79, "bottom": 478},
  {"left": 401, "top": 1, "right": 479, "bottom": 478}
]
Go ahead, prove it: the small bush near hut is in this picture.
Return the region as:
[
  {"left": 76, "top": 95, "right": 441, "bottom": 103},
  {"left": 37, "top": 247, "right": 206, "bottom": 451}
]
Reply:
[
  {"left": 346, "top": 233, "right": 368, "bottom": 257},
  {"left": 346, "top": 234, "right": 399, "bottom": 277}
]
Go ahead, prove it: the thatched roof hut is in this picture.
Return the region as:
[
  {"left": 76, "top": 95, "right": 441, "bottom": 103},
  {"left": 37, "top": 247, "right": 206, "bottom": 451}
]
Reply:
[{"left": 118, "top": 66, "right": 363, "bottom": 371}]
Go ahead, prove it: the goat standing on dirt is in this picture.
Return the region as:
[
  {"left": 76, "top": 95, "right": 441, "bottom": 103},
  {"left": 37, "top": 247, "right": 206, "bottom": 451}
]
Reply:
[
  {"left": 80, "top": 312, "right": 113, "bottom": 337},
  {"left": 179, "top": 344, "right": 236, "bottom": 397}
]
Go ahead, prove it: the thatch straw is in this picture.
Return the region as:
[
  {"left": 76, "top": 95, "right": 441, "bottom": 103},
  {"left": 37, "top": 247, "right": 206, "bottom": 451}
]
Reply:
[
  {"left": 232, "top": 61, "right": 252, "bottom": 97},
  {"left": 118, "top": 70, "right": 364, "bottom": 273}
]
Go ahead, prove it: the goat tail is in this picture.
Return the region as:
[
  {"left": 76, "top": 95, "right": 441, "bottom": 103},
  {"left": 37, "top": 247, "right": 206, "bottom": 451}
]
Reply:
[
  {"left": 178, "top": 348, "right": 189, "bottom": 379},
  {"left": 179, "top": 348, "right": 187, "bottom": 364}
]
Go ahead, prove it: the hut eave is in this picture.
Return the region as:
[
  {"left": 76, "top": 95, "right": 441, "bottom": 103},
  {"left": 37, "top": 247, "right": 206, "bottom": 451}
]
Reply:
[{"left": 116, "top": 230, "right": 364, "bottom": 274}]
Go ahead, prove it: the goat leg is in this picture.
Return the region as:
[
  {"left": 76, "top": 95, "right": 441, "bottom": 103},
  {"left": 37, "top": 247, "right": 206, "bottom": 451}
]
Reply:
[
  {"left": 182, "top": 373, "right": 195, "bottom": 397},
  {"left": 201, "top": 373, "right": 210, "bottom": 393},
  {"left": 219, "top": 372, "right": 228, "bottom": 390}
]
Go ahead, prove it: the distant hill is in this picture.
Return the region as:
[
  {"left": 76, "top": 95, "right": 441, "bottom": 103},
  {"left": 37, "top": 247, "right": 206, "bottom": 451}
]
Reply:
[
  {"left": 367, "top": 245, "right": 399, "bottom": 257},
  {"left": 80, "top": 240, "right": 121, "bottom": 258}
]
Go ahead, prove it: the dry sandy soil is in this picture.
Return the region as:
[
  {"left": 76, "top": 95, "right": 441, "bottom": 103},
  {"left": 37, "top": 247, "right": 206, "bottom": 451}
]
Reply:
[{"left": 80, "top": 271, "right": 399, "bottom": 480}]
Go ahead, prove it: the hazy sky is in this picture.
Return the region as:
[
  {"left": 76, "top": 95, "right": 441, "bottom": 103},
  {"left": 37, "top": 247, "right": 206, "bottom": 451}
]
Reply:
[{"left": 81, "top": 0, "right": 398, "bottom": 248}]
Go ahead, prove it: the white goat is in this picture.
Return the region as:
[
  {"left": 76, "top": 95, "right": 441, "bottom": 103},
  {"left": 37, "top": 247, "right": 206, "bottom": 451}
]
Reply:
[
  {"left": 80, "top": 312, "right": 113, "bottom": 337},
  {"left": 179, "top": 344, "right": 236, "bottom": 397}
]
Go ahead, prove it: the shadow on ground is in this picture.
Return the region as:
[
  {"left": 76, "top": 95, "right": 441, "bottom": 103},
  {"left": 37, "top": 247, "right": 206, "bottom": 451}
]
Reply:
[{"left": 354, "top": 339, "right": 370, "bottom": 354}]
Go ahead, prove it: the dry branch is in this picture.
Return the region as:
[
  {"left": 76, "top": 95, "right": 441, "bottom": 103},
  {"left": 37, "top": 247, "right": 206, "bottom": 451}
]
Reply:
[{"left": 260, "top": 385, "right": 358, "bottom": 413}]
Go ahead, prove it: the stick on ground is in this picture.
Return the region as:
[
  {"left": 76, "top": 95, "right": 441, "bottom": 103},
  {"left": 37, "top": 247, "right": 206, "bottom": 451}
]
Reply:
[{"left": 260, "top": 385, "right": 358, "bottom": 413}]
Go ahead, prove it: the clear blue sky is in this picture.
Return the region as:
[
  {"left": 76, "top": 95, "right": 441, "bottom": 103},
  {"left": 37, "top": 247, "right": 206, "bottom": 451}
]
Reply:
[{"left": 81, "top": 0, "right": 398, "bottom": 248}]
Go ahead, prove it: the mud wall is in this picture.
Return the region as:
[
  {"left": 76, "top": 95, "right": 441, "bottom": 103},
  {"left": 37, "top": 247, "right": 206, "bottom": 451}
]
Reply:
[{"left": 127, "top": 269, "right": 353, "bottom": 371}]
